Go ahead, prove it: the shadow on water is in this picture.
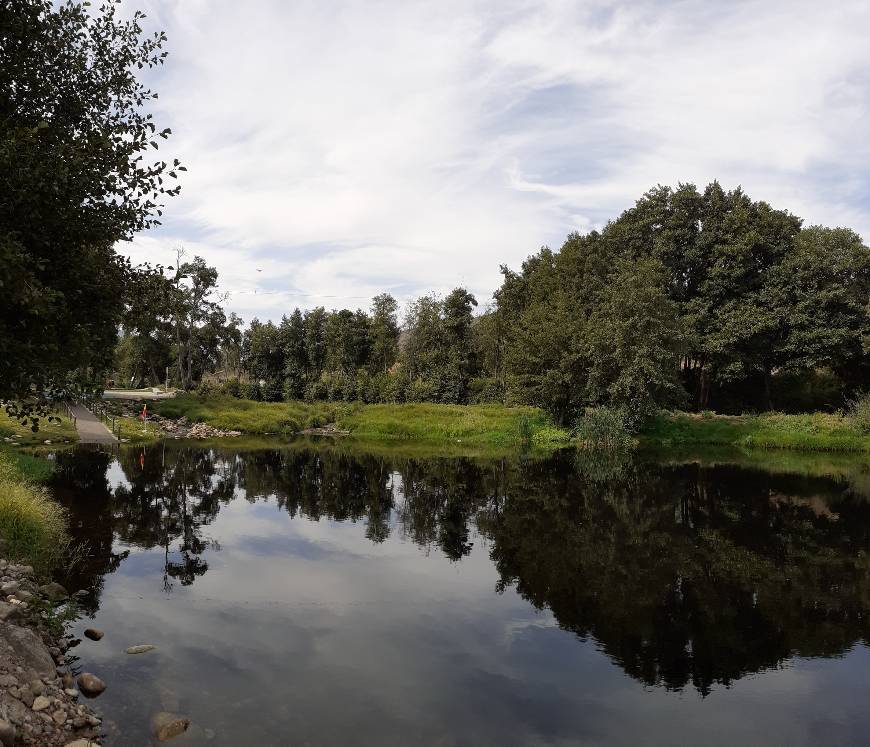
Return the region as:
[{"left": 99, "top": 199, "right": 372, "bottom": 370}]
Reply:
[{"left": 45, "top": 441, "right": 870, "bottom": 744}]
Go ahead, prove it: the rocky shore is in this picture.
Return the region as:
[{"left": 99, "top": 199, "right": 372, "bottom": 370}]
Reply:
[
  {"left": 113, "top": 405, "right": 241, "bottom": 439},
  {"left": 0, "top": 547, "right": 102, "bottom": 746}
]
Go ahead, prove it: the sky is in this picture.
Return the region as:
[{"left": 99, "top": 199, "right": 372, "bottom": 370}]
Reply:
[{"left": 123, "top": 0, "right": 870, "bottom": 324}]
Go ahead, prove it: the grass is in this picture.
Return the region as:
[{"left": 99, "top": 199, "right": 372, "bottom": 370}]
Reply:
[
  {"left": 156, "top": 395, "right": 571, "bottom": 449},
  {"left": 0, "top": 409, "right": 78, "bottom": 447},
  {"left": 643, "top": 411, "right": 870, "bottom": 453},
  {"left": 0, "top": 449, "right": 68, "bottom": 570}
]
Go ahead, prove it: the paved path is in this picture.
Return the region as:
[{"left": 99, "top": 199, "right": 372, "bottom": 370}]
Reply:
[{"left": 69, "top": 404, "right": 118, "bottom": 445}]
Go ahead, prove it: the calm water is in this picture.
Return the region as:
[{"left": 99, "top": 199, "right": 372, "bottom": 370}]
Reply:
[{"left": 47, "top": 442, "right": 870, "bottom": 746}]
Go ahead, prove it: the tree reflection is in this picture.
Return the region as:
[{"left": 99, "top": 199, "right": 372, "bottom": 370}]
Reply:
[{"left": 54, "top": 443, "right": 870, "bottom": 695}]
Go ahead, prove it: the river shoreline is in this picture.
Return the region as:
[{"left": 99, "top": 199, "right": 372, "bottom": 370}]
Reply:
[{"left": 0, "top": 547, "right": 102, "bottom": 746}]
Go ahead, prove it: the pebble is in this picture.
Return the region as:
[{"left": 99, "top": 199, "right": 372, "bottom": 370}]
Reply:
[
  {"left": 64, "top": 688, "right": 79, "bottom": 698},
  {"left": 32, "top": 695, "right": 51, "bottom": 711},
  {"left": 126, "top": 644, "right": 156, "bottom": 654},
  {"left": 52, "top": 708, "right": 67, "bottom": 725},
  {"left": 76, "top": 673, "right": 106, "bottom": 697},
  {"left": 83, "top": 628, "right": 103, "bottom": 641}
]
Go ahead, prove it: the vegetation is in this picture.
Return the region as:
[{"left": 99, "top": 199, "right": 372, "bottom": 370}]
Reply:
[
  {"left": 156, "top": 394, "right": 569, "bottom": 448},
  {"left": 644, "top": 410, "right": 870, "bottom": 452},
  {"left": 108, "top": 182, "right": 870, "bottom": 439},
  {"left": 0, "top": 0, "right": 181, "bottom": 412},
  {"left": 0, "top": 449, "right": 67, "bottom": 569},
  {"left": 0, "top": 410, "right": 77, "bottom": 446}
]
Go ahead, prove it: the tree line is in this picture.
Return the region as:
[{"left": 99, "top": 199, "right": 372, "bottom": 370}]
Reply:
[{"left": 116, "top": 181, "right": 870, "bottom": 427}]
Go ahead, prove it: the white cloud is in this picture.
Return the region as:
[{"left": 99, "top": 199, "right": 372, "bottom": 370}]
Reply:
[{"left": 126, "top": 0, "right": 870, "bottom": 323}]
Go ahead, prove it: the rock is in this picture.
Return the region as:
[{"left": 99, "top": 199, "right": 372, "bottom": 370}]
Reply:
[
  {"left": 150, "top": 712, "right": 191, "bottom": 742},
  {"left": 0, "top": 718, "right": 15, "bottom": 747},
  {"left": 76, "top": 673, "right": 106, "bottom": 697},
  {"left": 62, "top": 671, "right": 75, "bottom": 689},
  {"left": 32, "top": 695, "right": 51, "bottom": 711},
  {"left": 39, "top": 582, "right": 69, "bottom": 602},
  {"left": 0, "top": 622, "right": 56, "bottom": 678},
  {"left": 0, "top": 580, "right": 19, "bottom": 595},
  {"left": 12, "top": 590, "right": 33, "bottom": 603},
  {"left": 83, "top": 628, "right": 103, "bottom": 641},
  {"left": 64, "top": 741, "right": 100, "bottom": 747},
  {"left": 0, "top": 602, "right": 20, "bottom": 622},
  {"left": 126, "top": 644, "right": 156, "bottom": 654},
  {"left": 0, "top": 673, "right": 16, "bottom": 687},
  {"left": 52, "top": 708, "right": 67, "bottom": 725},
  {"left": 30, "top": 678, "right": 45, "bottom": 695},
  {"left": 64, "top": 688, "right": 79, "bottom": 698}
]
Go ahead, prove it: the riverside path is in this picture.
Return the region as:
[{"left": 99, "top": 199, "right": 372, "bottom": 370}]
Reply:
[{"left": 68, "top": 404, "right": 118, "bottom": 445}]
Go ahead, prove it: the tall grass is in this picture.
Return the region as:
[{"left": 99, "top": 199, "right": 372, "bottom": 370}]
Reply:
[
  {"left": 0, "top": 450, "right": 68, "bottom": 570},
  {"left": 575, "top": 407, "right": 636, "bottom": 450}
]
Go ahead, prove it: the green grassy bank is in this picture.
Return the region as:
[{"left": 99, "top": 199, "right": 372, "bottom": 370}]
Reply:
[
  {"left": 644, "top": 411, "right": 870, "bottom": 453},
  {"left": 0, "top": 448, "right": 68, "bottom": 569},
  {"left": 156, "top": 395, "right": 571, "bottom": 449},
  {"left": 0, "top": 410, "right": 78, "bottom": 447}
]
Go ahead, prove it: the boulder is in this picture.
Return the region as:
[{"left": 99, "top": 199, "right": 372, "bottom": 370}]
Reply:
[
  {"left": 0, "top": 718, "right": 15, "bottom": 747},
  {"left": 150, "top": 712, "right": 191, "bottom": 742},
  {"left": 39, "top": 581, "right": 69, "bottom": 602},
  {"left": 83, "top": 628, "right": 104, "bottom": 641},
  {"left": 0, "top": 622, "right": 56, "bottom": 678},
  {"left": 76, "top": 673, "right": 106, "bottom": 697}
]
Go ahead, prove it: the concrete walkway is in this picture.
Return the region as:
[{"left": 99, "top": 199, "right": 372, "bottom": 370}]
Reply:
[{"left": 69, "top": 404, "right": 118, "bottom": 445}]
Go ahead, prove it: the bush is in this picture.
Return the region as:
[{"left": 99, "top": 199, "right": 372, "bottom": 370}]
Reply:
[
  {"left": 575, "top": 406, "right": 636, "bottom": 450},
  {"left": 847, "top": 392, "right": 870, "bottom": 434},
  {"left": 221, "top": 378, "right": 242, "bottom": 398},
  {"left": 468, "top": 377, "right": 503, "bottom": 404}
]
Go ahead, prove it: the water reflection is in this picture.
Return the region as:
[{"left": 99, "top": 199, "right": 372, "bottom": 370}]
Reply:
[{"left": 47, "top": 443, "right": 870, "bottom": 744}]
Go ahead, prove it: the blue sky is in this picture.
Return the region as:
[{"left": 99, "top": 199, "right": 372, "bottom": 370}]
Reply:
[{"left": 123, "top": 0, "right": 870, "bottom": 324}]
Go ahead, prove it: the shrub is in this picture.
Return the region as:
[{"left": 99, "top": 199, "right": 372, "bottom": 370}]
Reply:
[
  {"left": 221, "top": 378, "right": 242, "bottom": 398},
  {"left": 847, "top": 392, "right": 870, "bottom": 434},
  {"left": 575, "top": 406, "right": 636, "bottom": 450}
]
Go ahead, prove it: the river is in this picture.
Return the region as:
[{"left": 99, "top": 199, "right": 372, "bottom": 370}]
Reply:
[{"left": 46, "top": 441, "right": 870, "bottom": 745}]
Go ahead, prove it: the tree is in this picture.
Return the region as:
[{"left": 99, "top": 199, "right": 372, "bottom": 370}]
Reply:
[
  {"left": 0, "top": 0, "right": 181, "bottom": 406},
  {"left": 369, "top": 294, "right": 400, "bottom": 374}
]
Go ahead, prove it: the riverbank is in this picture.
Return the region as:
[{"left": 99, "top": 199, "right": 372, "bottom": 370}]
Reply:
[
  {"left": 0, "top": 450, "right": 68, "bottom": 571},
  {"left": 0, "top": 555, "right": 103, "bottom": 745},
  {"left": 643, "top": 411, "right": 870, "bottom": 452},
  {"left": 153, "top": 395, "right": 870, "bottom": 455},
  {"left": 155, "top": 395, "right": 571, "bottom": 449}
]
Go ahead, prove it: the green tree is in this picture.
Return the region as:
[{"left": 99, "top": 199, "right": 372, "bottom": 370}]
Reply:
[
  {"left": 0, "top": 0, "right": 181, "bottom": 406},
  {"left": 369, "top": 294, "right": 400, "bottom": 374}
]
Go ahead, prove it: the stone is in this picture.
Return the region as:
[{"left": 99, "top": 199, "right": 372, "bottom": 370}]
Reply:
[
  {"left": 64, "top": 688, "right": 79, "bottom": 698},
  {"left": 0, "top": 719, "right": 15, "bottom": 747},
  {"left": 0, "top": 673, "right": 16, "bottom": 687},
  {"left": 39, "top": 582, "right": 69, "bottom": 602},
  {"left": 64, "top": 741, "right": 100, "bottom": 747},
  {"left": 30, "top": 678, "right": 44, "bottom": 695},
  {"left": 83, "top": 628, "right": 103, "bottom": 641},
  {"left": 12, "top": 590, "right": 33, "bottom": 603},
  {"left": 150, "top": 712, "right": 191, "bottom": 742},
  {"left": 0, "top": 603, "right": 20, "bottom": 623},
  {"left": 126, "top": 644, "right": 156, "bottom": 654},
  {"left": 32, "top": 695, "right": 51, "bottom": 711},
  {"left": 52, "top": 708, "right": 66, "bottom": 725},
  {"left": 76, "top": 673, "right": 106, "bottom": 697},
  {"left": 0, "top": 581, "right": 19, "bottom": 595},
  {"left": 0, "top": 623, "right": 56, "bottom": 678}
]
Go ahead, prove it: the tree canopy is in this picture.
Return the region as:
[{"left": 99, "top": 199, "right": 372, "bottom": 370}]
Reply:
[{"left": 0, "top": 0, "right": 181, "bottom": 406}]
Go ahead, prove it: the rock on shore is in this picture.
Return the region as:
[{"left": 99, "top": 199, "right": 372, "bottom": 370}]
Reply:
[{"left": 0, "top": 558, "right": 103, "bottom": 745}]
